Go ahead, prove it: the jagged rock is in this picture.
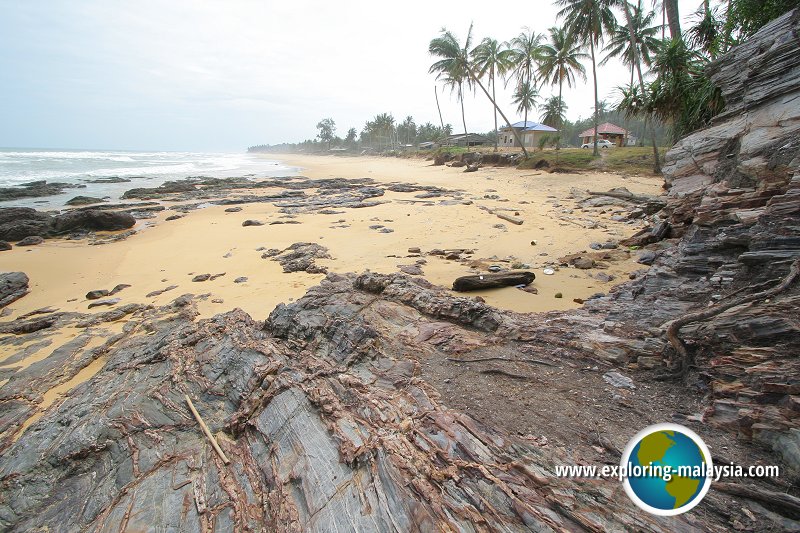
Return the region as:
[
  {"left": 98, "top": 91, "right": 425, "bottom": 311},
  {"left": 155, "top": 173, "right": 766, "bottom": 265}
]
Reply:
[
  {"left": 234, "top": 277, "right": 248, "bottom": 283},
  {"left": 0, "top": 241, "right": 10, "bottom": 251},
  {"left": 16, "top": 236, "right": 43, "bottom": 246},
  {"left": 636, "top": 250, "right": 657, "bottom": 265},
  {"left": 65, "top": 196, "right": 105, "bottom": 206},
  {"left": 192, "top": 274, "right": 211, "bottom": 282},
  {"left": 0, "top": 272, "right": 29, "bottom": 308},
  {"left": 573, "top": 257, "right": 595, "bottom": 269},
  {"left": 121, "top": 180, "right": 197, "bottom": 199},
  {"left": 0, "top": 288, "right": 700, "bottom": 532},
  {"left": 0, "top": 208, "right": 52, "bottom": 242},
  {"left": 242, "top": 219, "right": 264, "bottom": 227},
  {"left": 270, "top": 242, "right": 330, "bottom": 274},
  {"left": 0, "top": 180, "right": 84, "bottom": 202}
]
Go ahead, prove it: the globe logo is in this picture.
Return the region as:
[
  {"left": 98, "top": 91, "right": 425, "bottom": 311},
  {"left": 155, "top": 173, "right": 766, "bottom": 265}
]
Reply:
[{"left": 621, "top": 423, "right": 713, "bottom": 516}]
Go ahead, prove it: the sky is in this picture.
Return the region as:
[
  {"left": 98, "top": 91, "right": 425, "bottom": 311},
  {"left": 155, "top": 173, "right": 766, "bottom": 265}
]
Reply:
[{"left": 0, "top": 0, "right": 703, "bottom": 152}]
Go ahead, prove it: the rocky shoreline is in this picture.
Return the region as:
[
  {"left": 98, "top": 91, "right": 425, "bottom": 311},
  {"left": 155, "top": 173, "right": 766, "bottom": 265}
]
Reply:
[{"left": 0, "top": 11, "right": 799, "bottom": 532}]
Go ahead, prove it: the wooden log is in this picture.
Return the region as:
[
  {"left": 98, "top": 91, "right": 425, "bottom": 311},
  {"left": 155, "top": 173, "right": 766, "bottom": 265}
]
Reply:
[
  {"left": 496, "top": 212, "right": 524, "bottom": 225},
  {"left": 185, "top": 394, "right": 231, "bottom": 465},
  {"left": 452, "top": 272, "right": 535, "bottom": 292}
]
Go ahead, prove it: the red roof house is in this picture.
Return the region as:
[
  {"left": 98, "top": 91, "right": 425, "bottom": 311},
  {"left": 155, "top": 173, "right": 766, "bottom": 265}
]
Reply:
[{"left": 578, "top": 122, "right": 628, "bottom": 147}]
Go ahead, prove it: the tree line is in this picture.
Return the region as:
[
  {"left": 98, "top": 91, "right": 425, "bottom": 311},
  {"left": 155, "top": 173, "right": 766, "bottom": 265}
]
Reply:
[{"left": 250, "top": 0, "right": 798, "bottom": 162}]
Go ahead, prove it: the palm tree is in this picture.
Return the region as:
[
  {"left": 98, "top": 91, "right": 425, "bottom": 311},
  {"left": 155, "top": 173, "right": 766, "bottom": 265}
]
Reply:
[
  {"left": 557, "top": 0, "right": 618, "bottom": 156},
  {"left": 429, "top": 25, "right": 530, "bottom": 157},
  {"left": 512, "top": 81, "right": 539, "bottom": 129},
  {"left": 540, "top": 96, "right": 568, "bottom": 127},
  {"left": 471, "top": 37, "right": 515, "bottom": 151},
  {"left": 601, "top": 1, "right": 660, "bottom": 85},
  {"left": 509, "top": 29, "right": 544, "bottom": 126},
  {"left": 429, "top": 27, "right": 474, "bottom": 140},
  {"left": 616, "top": 0, "right": 663, "bottom": 172},
  {"left": 538, "top": 26, "right": 587, "bottom": 155}
]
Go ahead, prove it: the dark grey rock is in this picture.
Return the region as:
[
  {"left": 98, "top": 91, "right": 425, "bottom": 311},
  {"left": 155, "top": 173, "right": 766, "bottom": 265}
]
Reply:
[
  {"left": 637, "top": 250, "right": 657, "bottom": 265},
  {"left": 242, "top": 220, "right": 264, "bottom": 227},
  {"left": 65, "top": 196, "right": 105, "bottom": 206},
  {"left": 0, "top": 241, "right": 10, "bottom": 251},
  {"left": 16, "top": 236, "right": 44, "bottom": 246},
  {"left": 0, "top": 272, "right": 29, "bottom": 308},
  {"left": 50, "top": 210, "right": 136, "bottom": 234},
  {"left": 85, "top": 289, "right": 110, "bottom": 300}
]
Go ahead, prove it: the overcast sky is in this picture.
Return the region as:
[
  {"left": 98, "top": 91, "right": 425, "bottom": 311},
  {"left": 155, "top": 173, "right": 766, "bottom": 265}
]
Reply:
[{"left": 0, "top": 0, "right": 702, "bottom": 152}]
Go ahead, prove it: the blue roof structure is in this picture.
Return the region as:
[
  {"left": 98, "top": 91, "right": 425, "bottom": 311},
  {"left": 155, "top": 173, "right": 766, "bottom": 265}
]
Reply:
[{"left": 507, "top": 121, "right": 558, "bottom": 132}]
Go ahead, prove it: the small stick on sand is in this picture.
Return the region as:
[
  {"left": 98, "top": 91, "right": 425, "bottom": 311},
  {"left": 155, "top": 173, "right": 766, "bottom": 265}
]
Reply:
[{"left": 185, "top": 394, "right": 230, "bottom": 465}]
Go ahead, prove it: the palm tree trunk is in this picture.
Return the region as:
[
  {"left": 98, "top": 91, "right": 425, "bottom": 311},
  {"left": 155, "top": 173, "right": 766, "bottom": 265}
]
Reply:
[
  {"left": 459, "top": 83, "right": 468, "bottom": 148},
  {"left": 434, "top": 86, "right": 445, "bottom": 132},
  {"left": 622, "top": 1, "right": 662, "bottom": 173},
  {"left": 492, "top": 69, "right": 499, "bottom": 152},
  {"left": 589, "top": 36, "right": 599, "bottom": 157},
  {"left": 665, "top": 0, "right": 681, "bottom": 39},
  {"left": 556, "top": 79, "right": 563, "bottom": 165},
  {"left": 466, "top": 65, "right": 529, "bottom": 158}
]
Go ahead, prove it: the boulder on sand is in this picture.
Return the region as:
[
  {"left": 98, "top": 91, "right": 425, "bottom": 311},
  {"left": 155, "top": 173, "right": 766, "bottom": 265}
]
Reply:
[
  {"left": 50, "top": 209, "right": 136, "bottom": 234},
  {"left": 0, "top": 271, "right": 29, "bottom": 308},
  {"left": 0, "top": 208, "right": 52, "bottom": 242}
]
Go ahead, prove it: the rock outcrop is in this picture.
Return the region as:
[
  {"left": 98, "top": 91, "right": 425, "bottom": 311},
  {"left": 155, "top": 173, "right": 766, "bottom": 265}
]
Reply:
[
  {"left": 0, "top": 207, "right": 136, "bottom": 241},
  {"left": 0, "top": 272, "right": 29, "bottom": 308}
]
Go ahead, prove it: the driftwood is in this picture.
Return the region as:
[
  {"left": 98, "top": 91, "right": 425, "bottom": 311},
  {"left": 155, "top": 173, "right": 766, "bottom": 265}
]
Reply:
[
  {"left": 714, "top": 482, "right": 800, "bottom": 516},
  {"left": 478, "top": 205, "right": 524, "bottom": 225},
  {"left": 452, "top": 271, "right": 535, "bottom": 292},
  {"left": 661, "top": 258, "right": 800, "bottom": 376},
  {"left": 185, "top": 395, "right": 230, "bottom": 465}
]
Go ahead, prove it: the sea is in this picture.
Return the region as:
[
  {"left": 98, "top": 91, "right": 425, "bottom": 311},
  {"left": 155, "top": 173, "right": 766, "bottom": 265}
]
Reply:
[{"left": 0, "top": 148, "right": 294, "bottom": 208}]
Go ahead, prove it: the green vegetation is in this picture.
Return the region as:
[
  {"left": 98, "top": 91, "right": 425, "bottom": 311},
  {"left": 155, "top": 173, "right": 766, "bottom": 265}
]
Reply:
[{"left": 518, "top": 146, "right": 666, "bottom": 175}]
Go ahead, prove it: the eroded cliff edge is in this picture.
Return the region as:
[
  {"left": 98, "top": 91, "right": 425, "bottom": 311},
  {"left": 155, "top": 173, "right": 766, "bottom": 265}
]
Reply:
[{"left": 0, "top": 9, "right": 799, "bottom": 533}]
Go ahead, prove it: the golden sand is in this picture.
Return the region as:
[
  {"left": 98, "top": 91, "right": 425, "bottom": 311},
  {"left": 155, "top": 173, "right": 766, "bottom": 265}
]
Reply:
[{"left": 0, "top": 155, "right": 662, "bottom": 320}]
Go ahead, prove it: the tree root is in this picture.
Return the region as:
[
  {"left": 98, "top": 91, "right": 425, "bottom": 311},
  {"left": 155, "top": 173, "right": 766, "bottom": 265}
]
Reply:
[{"left": 660, "top": 258, "right": 800, "bottom": 378}]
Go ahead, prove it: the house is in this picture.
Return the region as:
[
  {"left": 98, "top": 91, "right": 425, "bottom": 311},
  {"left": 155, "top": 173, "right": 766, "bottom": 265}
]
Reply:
[
  {"left": 446, "top": 133, "right": 491, "bottom": 147},
  {"left": 578, "top": 122, "right": 628, "bottom": 147},
  {"left": 498, "top": 121, "right": 559, "bottom": 148}
]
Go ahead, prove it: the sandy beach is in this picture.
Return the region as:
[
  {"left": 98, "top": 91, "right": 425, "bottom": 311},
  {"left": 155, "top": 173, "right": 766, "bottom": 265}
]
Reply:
[
  {"left": 0, "top": 154, "right": 665, "bottom": 443},
  {"left": 0, "top": 154, "right": 662, "bottom": 324}
]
